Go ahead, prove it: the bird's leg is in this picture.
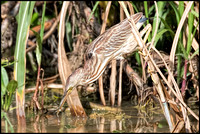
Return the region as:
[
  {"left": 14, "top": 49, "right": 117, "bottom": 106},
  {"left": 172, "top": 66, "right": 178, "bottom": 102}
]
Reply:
[
  {"left": 110, "top": 59, "right": 117, "bottom": 106},
  {"left": 118, "top": 59, "right": 124, "bottom": 106},
  {"left": 99, "top": 76, "right": 106, "bottom": 106}
]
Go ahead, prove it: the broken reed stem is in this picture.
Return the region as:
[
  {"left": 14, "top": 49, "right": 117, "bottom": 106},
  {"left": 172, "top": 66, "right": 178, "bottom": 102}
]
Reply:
[
  {"left": 122, "top": 0, "right": 198, "bottom": 122},
  {"left": 120, "top": 1, "right": 175, "bottom": 131},
  {"left": 151, "top": 46, "right": 199, "bottom": 121},
  {"left": 100, "top": 1, "right": 112, "bottom": 33},
  {"left": 168, "top": 1, "right": 194, "bottom": 85},
  {"left": 126, "top": 1, "right": 134, "bottom": 15},
  {"left": 151, "top": 2, "right": 198, "bottom": 127},
  {"left": 58, "top": 1, "right": 87, "bottom": 117},
  {"left": 98, "top": 1, "right": 112, "bottom": 106}
]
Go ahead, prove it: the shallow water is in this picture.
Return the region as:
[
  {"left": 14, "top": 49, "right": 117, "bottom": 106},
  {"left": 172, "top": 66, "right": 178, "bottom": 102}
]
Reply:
[
  {"left": 1, "top": 89, "right": 199, "bottom": 133},
  {"left": 1, "top": 101, "right": 172, "bottom": 133}
]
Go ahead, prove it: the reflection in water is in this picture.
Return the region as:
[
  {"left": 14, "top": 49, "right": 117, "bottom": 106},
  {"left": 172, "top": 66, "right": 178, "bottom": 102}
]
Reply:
[
  {"left": 17, "top": 115, "right": 26, "bottom": 133},
  {"left": 99, "top": 117, "right": 105, "bottom": 133},
  {"left": 110, "top": 119, "right": 116, "bottom": 132},
  {"left": 3, "top": 102, "right": 198, "bottom": 133},
  {"left": 32, "top": 115, "right": 47, "bottom": 133}
]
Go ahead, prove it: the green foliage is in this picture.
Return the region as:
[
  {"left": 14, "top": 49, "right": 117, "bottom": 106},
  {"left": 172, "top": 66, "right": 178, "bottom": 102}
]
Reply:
[
  {"left": 130, "top": 2, "right": 139, "bottom": 13},
  {"left": 88, "top": 1, "right": 100, "bottom": 22},
  {"left": 152, "top": 1, "right": 166, "bottom": 36},
  {"left": 144, "top": 1, "right": 149, "bottom": 24},
  {"left": 1, "top": 66, "right": 9, "bottom": 99},
  {"left": 31, "top": 12, "right": 39, "bottom": 27},
  {"left": 14, "top": 1, "right": 35, "bottom": 118},
  {"left": 1, "top": 59, "right": 15, "bottom": 68},
  {"left": 14, "top": 1, "right": 35, "bottom": 94},
  {"left": 2, "top": 65, "right": 18, "bottom": 111},
  {"left": 1, "top": 111, "right": 14, "bottom": 133},
  {"left": 1, "top": 1, "right": 6, "bottom": 4},
  {"left": 186, "top": 3, "right": 194, "bottom": 56},
  {"left": 66, "top": 21, "right": 73, "bottom": 51},
  {"left": 64, "top": 124, "right": 76, "bottom": 129},
  {"left": 168, "top": 2, "right": 181, "bottom": 24},
  {"left": 1, "top": 66, "right": 17, "bottom": 133},
  {"left": 36, "top": 1, "right": 46, "bottom": 66},
  {"left": 3, "top": 80, "right": 18, "bottom": 111},
  {"left": 191, "top": 9, "right": 199, "bottom": 18}
]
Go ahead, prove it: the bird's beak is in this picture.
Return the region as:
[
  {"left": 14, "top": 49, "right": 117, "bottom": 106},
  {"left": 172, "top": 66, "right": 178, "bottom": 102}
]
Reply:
[
  {"left": 135, "top": 16, "right": 147, "bottom": 29},
  {"left": 138, "top": 16, "right": 147, "bottom": 23},
  {"left": 56, "top": 87, "right": 73, "bottom": 115}
]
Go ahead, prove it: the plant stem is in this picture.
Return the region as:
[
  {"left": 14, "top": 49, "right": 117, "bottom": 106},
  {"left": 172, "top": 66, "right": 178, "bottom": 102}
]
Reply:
[{"left": 181, "top": 59, "right": 188, "bottom": 97}]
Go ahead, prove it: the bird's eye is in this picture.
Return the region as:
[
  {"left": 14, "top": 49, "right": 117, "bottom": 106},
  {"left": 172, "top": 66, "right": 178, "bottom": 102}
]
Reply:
[{"left": 86, "top": 53, "right": 93, "bottom": 60}]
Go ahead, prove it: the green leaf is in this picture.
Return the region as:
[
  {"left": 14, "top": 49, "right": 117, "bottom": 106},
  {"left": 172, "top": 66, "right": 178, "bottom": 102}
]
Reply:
[
  {"left": 154, "top": 28, "right": 174, "bottom": 47},
  {"left": 159, "top": 17, "right": 175, "bottom": 36},
  {"left": 190, "top": 48, "right": 199, "bottom": 60},
  {"left": 1, "top": 66, "right": 9, "bottom": 96},
  {"left": 1, "top": 111, "right": 5, "bottom": 119},
  {"left": 40, "top": 2, "right": 46, "bottom": 42},
  {"left": 31, "top": 12, "right": 39, "bottom": 26},
  {"left": 168, "top": 1, "right": 181, "bottom": 24},
  {"left": 33, "top": 29, "right": 42, "bottom": 65},
  {"left": 135, "top": 52, "right": 141, "bottom": 66},
  {"left": 7, "top": 80, "right": 18, "bottom": 94},
  {"left": 186, "top": 3, "right": 194, "bottom": 55},
  {"left": 152, "top": 1, "right": 166, "bottom": 35},
  {"left": 176, "top": 1, "right": 184, "bottom": 85},
  {"left": 88, "top": 1, "right": 99, "bottom": 22},
  {"left": 130, "top": 2, "right": 139, "bottom": 13},
  {"left": 159, "top": 10, "right": 169, "bottom": 29},
  {"left": 144, "top": 1, "right": 149, "bottom": 24},
  {"left": 4, "top": 80, "right": 17, "bottom": 111},
  {"left": 178, "top": 1, "right": 184, "bottom": 17},
  {"left": 191, "top": 9, "right": 199, "bottom": 18},
  {"left": 2, "top": 112, "right": 14, "bottom": 132},
  {"left": 14, "top": 1, "right": 35, "bottom": 115},
  {"left": 35, "top": 2, "right": 46, "bottom": 65},
  {"left": 66, "top": 21, "right": 72, "bottom": 51},
  {"left": 148, "top": 4, "right": 155, "bottom": 15},
  {"left": 64, "top": 124, "right": 76, "bottom": 129}
]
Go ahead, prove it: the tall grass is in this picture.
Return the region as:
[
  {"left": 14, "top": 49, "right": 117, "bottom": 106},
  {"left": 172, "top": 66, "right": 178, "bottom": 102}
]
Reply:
[{"left": 14, "top": 1, "right": 35, "bottom": 117}]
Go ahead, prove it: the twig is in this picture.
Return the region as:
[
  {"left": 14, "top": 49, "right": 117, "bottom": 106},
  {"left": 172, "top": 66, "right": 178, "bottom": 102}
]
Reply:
[
  {"left": 25, "top": 83, "right": 63, "bottom": 94},
  {"left": 151, "top": 46, "right": 199, "bottom": 121},
  {"left": 43, "top": 12, "right": 61, "bottom": 40},
  {"left": 119, "top": 1, "right": 174, "bottom": 131}
]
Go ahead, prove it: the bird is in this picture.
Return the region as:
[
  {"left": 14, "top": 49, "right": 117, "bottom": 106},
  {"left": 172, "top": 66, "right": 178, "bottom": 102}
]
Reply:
[{"left": 57, "top": 12, "right": 148, "bottom": 113}]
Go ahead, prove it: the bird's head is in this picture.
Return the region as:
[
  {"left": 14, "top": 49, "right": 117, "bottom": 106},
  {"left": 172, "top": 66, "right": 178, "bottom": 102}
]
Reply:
[
  {"left": 65, "top": 67, "right": 85, "bottom": 92},
  {"left": 57, "top": 67, "right": 85, "bottom": 113}
]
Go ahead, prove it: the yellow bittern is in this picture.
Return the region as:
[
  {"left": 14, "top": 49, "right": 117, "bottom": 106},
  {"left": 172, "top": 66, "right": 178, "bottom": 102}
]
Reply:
[{"left": 58, "top": 12, "right": 150, "bottom": 112}]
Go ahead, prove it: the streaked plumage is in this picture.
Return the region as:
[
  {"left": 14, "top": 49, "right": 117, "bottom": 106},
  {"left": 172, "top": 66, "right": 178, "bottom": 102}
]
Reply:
[{"left": 58, "top": 12, "right": 147, "bottom": 111}]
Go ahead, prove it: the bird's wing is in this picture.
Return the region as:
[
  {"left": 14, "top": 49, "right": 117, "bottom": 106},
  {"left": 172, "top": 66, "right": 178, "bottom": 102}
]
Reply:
[{"left": 85, "top": 12, "right": 143, "bottom": 60}]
